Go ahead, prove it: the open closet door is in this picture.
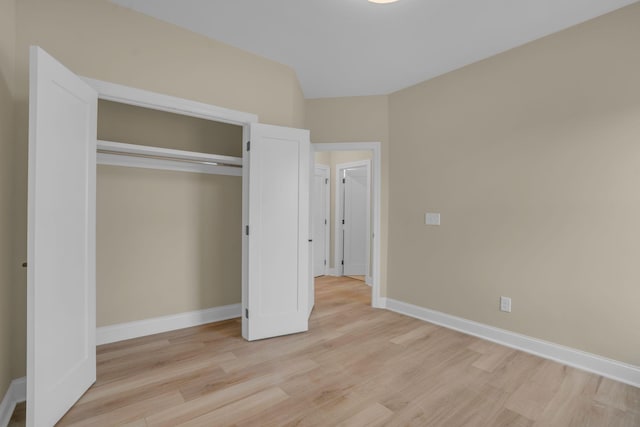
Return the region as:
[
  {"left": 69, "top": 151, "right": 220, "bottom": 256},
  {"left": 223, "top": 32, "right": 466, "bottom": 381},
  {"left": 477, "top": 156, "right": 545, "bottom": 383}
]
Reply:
[
  {"left": 27, "top": 46, "right": 97, "bottom": 426},
  {"left": 244, "top": 123, "right": 310, "bottom": 341}
]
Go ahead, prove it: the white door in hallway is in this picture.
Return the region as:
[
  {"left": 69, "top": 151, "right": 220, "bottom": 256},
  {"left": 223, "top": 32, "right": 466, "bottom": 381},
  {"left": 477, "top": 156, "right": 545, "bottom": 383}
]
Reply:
[
  {"left": 245, "top": 123, "right": 311, "bottom": 341},
  {"left": 343, "top": 166, "right": 369, "bottom": 276},
  {"left": 27, "top": 46, "right": 97, "bottom": 427},
  {"left": 312, "top": 166, "right": 329, "bottom": 277}
]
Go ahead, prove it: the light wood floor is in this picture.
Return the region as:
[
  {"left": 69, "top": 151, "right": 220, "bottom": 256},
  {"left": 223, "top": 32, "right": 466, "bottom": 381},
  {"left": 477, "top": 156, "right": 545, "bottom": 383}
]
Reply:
[{"left": 11, "top": 276, "right": 640, "bottom": 426}]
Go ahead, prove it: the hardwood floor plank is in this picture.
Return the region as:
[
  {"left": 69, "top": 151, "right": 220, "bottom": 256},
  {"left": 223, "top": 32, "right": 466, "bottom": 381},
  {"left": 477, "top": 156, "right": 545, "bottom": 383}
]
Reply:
[
  {"left": 489, "top": 408, "right": 535, "bottom": 427},
  {"left": 9, "top": 276, "right": 639, "bottom": 426},
  {"left": 335, "top": 402, "right": 393, "bottom": 427},
  {"left": 146, "top": 358, "right": 318, "bottom": 426},
  {"left": 504, "top": 360, "right": 567, "bottom": 420},
  {"left": 594, "top": 376, "right": 640, "bottom": 414},
  {"left": 175, "top": 387, "right": 289, "bottom": 427},
  {"left": 58, "top": 392, "right": 184, "bottom": 427}
]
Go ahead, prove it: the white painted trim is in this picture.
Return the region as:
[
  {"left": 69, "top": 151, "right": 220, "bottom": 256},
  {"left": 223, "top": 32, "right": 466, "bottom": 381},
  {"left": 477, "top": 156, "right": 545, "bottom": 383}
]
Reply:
[
  {"left": 312, "top": 142, "right": 382, "bottom": 308},
  {"left": 96, "top": 304, "right": 241, "bottom": 345},
  {"left": 81, "top": 77, "right": 257, "bottom": 342},
  {"left": 0, "top": 377, "right": 26, "bottom": 427},
  {"left": 385, "top": 298, "right": 640, "bottom": 388},
  {"left": 365, "top": 276, "right": 373, "bottom": 286},
  {"left": 83, "top": 77, "right": 258, "bottom": 125}
]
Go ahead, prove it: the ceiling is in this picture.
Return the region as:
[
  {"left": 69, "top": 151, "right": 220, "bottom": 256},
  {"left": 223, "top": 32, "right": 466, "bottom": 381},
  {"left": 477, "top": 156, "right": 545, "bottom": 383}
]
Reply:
[{"left": 111, "top": 0, "right": 637, "bottom": 99}]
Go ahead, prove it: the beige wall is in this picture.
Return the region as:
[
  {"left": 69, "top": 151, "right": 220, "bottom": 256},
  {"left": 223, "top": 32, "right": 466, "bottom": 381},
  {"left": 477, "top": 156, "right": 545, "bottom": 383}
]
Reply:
[
  {"left": 97, "top": 167, "right": 242, "bottom": 326},
  {"left": 0, "top": 0, "right": 16, "bottom": 399},
  {"left": 305, "top": 96, "right": 389, "bottom": 294},
  {"left": 98, "top": 100, "right": 243, "bottom": 156},
  {"left": 388, "top": 3, "right": 640, "bottom": 365},
  {"left": 10, "top": 0, "right": 305, "bottom": 378}
]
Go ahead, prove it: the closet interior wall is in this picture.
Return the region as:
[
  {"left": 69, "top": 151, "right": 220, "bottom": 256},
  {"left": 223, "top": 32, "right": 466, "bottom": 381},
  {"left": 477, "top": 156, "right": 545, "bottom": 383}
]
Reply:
[{"left": 96, "top": 100, "right": 243, "bottom": 327}]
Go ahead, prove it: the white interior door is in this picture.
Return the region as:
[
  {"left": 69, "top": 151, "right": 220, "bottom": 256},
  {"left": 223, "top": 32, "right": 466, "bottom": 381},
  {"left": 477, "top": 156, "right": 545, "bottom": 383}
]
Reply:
[
  {"left": 343, "top": 167, "right": 369, "bottom": 276},
  {"left": 313, "top": 167, "right": 329, "bottom": 277},
  {"left": 244, "top": 123, "right": 310, "bottom": 341},
  {"left": 27, "top": 46, "right": 97, "bottom": 426}
]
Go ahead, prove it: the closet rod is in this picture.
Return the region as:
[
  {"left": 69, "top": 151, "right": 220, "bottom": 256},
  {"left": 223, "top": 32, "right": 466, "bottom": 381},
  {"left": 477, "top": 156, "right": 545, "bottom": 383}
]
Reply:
[
  {"left": 97, "top": 140, "right": 243, "bottom": 166},
  {"left": 97, "top": 149, "right": 242, "bottom": 168}
]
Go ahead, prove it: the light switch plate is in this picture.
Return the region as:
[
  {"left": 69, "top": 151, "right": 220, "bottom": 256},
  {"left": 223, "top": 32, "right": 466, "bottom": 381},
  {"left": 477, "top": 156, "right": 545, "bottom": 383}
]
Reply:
[
  {"left": 425, "top": 213, "right": 440, "bottom": 226},
  {"left": 500, "top": 296, "right": 512, "bottom": 313}
]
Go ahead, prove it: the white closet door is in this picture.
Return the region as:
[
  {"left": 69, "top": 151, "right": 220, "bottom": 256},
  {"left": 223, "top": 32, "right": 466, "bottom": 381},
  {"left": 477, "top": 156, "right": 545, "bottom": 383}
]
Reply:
[
  {"left": 312, "top": 167, "right": 329, "bottom": 277},
  {"left": 343, "top": 167, "right": 368, "bottom": 276},
  {"left": 27, "top": 46, "right": 97, "bottom": 426},
  {"left": 245, "top": 123, "right": 310, "bottom": 340}
]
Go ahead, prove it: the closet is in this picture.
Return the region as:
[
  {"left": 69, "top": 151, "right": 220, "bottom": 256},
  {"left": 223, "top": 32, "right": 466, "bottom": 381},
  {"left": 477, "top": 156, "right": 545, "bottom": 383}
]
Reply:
[
  {"left": 26, "top": 46, "right": 312, "bottom": 426},
  {"left": 95, "top": 100, "right": 243, "bottom": 332}
]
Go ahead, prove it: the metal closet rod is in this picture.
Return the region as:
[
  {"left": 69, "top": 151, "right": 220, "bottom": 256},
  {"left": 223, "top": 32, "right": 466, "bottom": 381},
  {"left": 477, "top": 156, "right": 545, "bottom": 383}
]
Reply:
[{"left": 97, "top": 149, "right": 243, "bottom": 168}]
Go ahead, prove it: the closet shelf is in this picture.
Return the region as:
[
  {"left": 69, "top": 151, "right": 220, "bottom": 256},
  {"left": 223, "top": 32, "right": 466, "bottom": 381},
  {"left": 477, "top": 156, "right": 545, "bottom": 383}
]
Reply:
[{"left": 97, "top": 140, "right": 243, "bottom": 176}]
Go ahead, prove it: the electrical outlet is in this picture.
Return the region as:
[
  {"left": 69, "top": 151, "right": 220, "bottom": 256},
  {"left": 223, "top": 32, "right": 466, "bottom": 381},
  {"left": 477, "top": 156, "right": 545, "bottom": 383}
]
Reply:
[{"left": 500, "top": 296, "right": 512, "bottom": 313}]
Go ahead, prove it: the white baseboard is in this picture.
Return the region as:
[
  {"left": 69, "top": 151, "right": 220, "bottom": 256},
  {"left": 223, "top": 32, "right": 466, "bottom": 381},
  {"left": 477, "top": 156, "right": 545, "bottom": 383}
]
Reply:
[
  {"left": 97, "top": 303, "right": 242, "bottom": 345},
  {"left": 385, "top": 298, "right": 640, "bottom": 389},
  {"left": 365, "top": 276, "right": 373, "bottom": 286},
  {"left": 328, "top": 268, "right": 339, "bottom": 276},
  {"left": 0, "top": 377, "right": 26, "bottom": 427}
]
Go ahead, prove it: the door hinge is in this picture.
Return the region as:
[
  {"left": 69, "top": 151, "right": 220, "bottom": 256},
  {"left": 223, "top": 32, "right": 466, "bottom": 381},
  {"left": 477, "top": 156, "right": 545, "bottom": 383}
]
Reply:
[
  {"left": 246, "top": 140, "right": 251, "bottom": 151},
  {"left": 342, "top": 178, "right": 346, "bottom": 183},
  {"left": 245, "top": 308, "right": 249, "bottom": 319},
  {"left": 342, "top": 219, "right": 345, "bottom": 225},
  {"left": 245, "top": 225, "right": 249, "bottom": 236},
  {"left": 324, "top": 260, "right": 327, "bottom": 266},
  {"left": 341, "top": 260, "right": 344, "bottom": 265},
  {"left": 324, "top": 219, "right": 327, "bottom": 225},
  {"left": 325, "top": 178, "right": 328, "bottom": 184}
]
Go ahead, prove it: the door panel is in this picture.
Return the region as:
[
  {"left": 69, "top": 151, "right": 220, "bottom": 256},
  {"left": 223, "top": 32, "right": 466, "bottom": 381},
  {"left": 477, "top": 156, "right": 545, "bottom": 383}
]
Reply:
[
  {"left": 245, "top": 123, "right": 310, "bottom": 340},
  {"left": 27, "top": 46, "right": 97, "bottom": 427},
  {"left": 343, "top": 167, "right": 368, "bottom": 276}
]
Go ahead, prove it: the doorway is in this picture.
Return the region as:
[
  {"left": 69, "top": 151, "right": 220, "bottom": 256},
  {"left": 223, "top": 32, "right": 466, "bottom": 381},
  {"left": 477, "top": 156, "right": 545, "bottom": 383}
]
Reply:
[{"left": 311, "top": 143, "right": 382, "bottom": 308}]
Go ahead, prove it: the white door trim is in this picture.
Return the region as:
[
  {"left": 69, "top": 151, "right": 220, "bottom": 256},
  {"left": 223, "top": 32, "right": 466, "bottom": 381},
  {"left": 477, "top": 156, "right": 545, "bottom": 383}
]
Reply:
[
  {"left": 311, "top": 143, "right": 383, "bottom": 308},
  {"left": 314, "top": 164, "right": 330, "bottom": 276},
  {"left": 82, "top": 77, "right": 257, "bottom": 125},
  {"left": 79, "top": 77, "right": 259, "bottom": 341},
  {"left": 335, "top": 160, "right": 371, "bottom": 279}
]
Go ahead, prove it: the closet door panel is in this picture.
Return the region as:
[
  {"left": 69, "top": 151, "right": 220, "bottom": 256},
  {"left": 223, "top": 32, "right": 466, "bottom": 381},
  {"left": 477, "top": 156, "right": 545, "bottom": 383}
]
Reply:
[
  {"left": 27, "top": 46, "right": 97, "bottom": 427},
  {"left": 245, "top": 123, "right": 310, "bottom": 340}
]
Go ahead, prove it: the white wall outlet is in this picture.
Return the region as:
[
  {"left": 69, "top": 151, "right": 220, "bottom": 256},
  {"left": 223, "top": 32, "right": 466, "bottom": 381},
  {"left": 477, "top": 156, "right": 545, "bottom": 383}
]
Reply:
[
  {"left": 425, "top": 212, "right": 440, "bottom": 225},
  {"left": 500, "top": 296, "right": 512, "bottom": 313}
]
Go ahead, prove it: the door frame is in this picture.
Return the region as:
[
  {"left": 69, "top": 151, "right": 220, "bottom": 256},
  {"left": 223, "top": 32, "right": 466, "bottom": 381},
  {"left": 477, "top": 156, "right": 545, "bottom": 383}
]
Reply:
[
  {"left": 312, "top": 143, "right": 383, "bottom": 308},
  {"left": 80, "top": 77, "right": 258, "bottom": 340},
  {"left": 336, "top": 160, "right": 371, "bottom": 281},
  {"left": 313, "top": 164, "right": 330, "bottom": 277}
]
